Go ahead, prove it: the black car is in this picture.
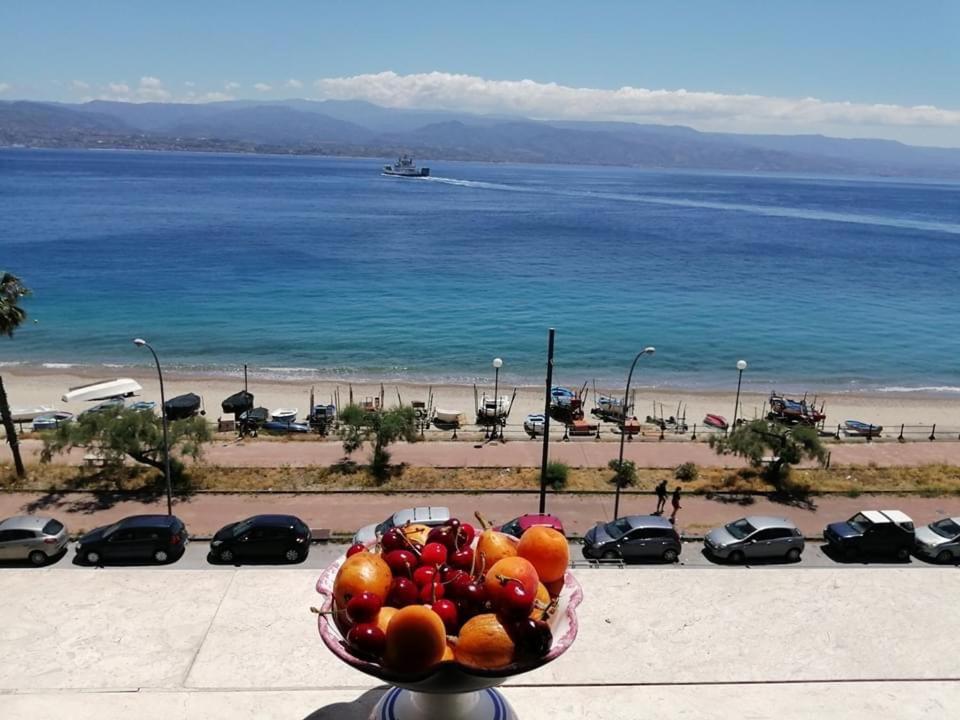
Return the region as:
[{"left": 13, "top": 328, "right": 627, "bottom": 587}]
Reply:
[
  {"left": 210, "top": 514, "right": 311, "bottom": 564},
  {"left": 824, "top": 510, "right": 915, "bottom": 560},
  {"left": 582, "top": 515, "right": 681, "bottom": 563},
  {"left": 76, "top": 515, "right": 188, "bottom": 565}
]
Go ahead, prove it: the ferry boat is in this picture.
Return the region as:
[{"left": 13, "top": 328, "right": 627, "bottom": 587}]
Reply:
[{"left": 382, "top": 155, "right": 430, "bottom": 177}]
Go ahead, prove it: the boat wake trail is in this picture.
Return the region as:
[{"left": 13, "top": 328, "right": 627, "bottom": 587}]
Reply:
[{"left": 426, "top": 176, "right": 960, "bottom": 235}]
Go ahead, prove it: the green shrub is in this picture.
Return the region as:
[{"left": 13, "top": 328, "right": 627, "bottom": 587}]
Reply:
[
  {"left": 544, "top": 462, "right": 569, "bottom": 490},
  {"left": 674, "top": 462, "right": 699, "bottom": 482},
  {"left": 607, "top": 458, "right": 637, "bottom": 488}
]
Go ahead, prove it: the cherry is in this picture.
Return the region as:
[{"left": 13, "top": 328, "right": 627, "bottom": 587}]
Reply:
[
  {"left": 432, "top": 598, "right": 459, "bottom": 634},
  {"left": 459, "top": 581, "right": 487, "bottom": 613},
  {"left": 419, "top": 579, "right": 445, "bottom": 604},
  {"left": 413, "top": 565, "right": 437, "bottom": 587},
  {"left": 383, "top": 549, "right": 417, "bottom": 576},
  {"left": 420, "top": 542, "right": 448, "bottom": 566},
  {"left": 456, "top": 523, "right": 476, "bottom": 549},
  {"left": 497, "top": 579, "right": 535, "bottom": 619},
  {"left": 387, "top": 577, "right": 418, "bottom": 608},
  {"left": 427, "top": 526, "right": 455, "bottom": 550},
  {"left": 381, "top": 528, "right": 408, "bottom": 552},
  {"left": 345, "top": 591, "right": 382, "bottom": 625},
  {"left": 506, "top": 618, "right": 553, "bottom": 659},
  {"left": 450, "top": 546, "right": 474, "bottom": 570},
  {"left": 346, "top": 543, "right": 367, "bottom": 558},
  {"left": 347, "top": 623, "right": 386, "bottom": 657}
]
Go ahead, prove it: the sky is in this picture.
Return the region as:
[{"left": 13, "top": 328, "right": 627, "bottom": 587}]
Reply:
[{"left": 2, "top": 1, "right": 959, "bottom": 146}]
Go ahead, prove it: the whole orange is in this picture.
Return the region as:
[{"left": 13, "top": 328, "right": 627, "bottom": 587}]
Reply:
[{"left": 517, "top": 526, "right": 569, "bottom": 583}]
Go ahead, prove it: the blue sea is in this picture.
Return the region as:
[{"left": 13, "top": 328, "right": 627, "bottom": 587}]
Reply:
[{"left": 2, "top": 148, "right": 959, "bottom": 394}]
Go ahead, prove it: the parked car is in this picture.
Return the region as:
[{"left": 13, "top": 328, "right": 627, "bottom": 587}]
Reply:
[
  {"left": 581, "top": 515, "right": 681, "bottom": 563},
  {"left": 353, "top": 506, "right": 450, "bottom": 546},
  {"left": 914, "top": 516, "right": 960, "bottom": 563},
  {"left": 76, "top": 515, "right": 187, "bottom": 565},
  {"left": 0, "top": 516, "right": 69, "bottom": 565},
  {"left": 823, "top": 510, "right": 915, "bottom": 560},
  {"left": 704, "top": 516, "right": 804, "bottom": 563},
  {"left": 210, "top": 514, "right": 311, "bottom": 563},
  {"left": 495, "top": 513, "right": 565, "bottom": 539}
]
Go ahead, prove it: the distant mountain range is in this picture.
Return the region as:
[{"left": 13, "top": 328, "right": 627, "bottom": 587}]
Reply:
[{"left": 2, "top": 98, "right": 959, "bottom": 178}]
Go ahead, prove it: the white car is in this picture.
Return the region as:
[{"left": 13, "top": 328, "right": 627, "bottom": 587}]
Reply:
[
  {"left": 914, "top": 517, "right": 960, "bottom": 563},
  {"left": 352, "top": 506, "right": 451, "bottom": 546}
]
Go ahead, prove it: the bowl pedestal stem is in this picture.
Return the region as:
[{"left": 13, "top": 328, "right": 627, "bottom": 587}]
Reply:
[{"left": 372, "top": 686, "right": 518, "bottom": 719}]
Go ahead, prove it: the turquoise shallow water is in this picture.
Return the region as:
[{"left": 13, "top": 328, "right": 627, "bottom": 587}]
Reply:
[{"left": 1, "top": 149, "right": 959, "bottom": 393}]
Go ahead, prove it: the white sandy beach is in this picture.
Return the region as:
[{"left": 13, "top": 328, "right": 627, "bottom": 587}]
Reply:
[{"left": 3, "top": 365, "right": 959, "bottom": 437}]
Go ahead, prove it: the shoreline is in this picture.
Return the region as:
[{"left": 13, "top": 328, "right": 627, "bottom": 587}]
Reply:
[{"left": 4, "top": 364, "right": 959, "bottom": 431}]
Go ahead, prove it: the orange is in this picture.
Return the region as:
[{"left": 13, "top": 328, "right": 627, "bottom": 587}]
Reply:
[
  {"left": 517, "top": 526, "right": 569, "bottom": 583},
  {"left": 454, "top": 614, "right": 516, "bottom": 670}
]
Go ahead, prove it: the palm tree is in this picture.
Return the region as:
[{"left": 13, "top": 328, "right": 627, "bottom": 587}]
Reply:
[{"left": 0, "top": 272, "right": 31, "bottom": 478}]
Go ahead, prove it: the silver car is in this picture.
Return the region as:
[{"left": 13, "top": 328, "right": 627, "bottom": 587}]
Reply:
[
  {"left": 352, "top": 506, "right": 451, "bottom": 546},
  {"left": 0, "top": 516, "right": 69, "bottom": 565},
  {"left": 704, "top": 516, "right": 804, "bottom": 563},
  {"left": 914, "top": 517, "right": 960, "bottom": 563}
]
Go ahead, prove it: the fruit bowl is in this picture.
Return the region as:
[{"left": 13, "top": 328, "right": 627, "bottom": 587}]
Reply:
[{"left": 316, "top": 553, "right": 582, "bottom": 718}]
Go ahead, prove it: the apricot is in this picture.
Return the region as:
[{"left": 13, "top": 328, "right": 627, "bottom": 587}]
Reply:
[
  {"left": 441, "top": 643, "right": 455, "bottom": 662},
  {"left": 383, "top": 605, "right": 447, "bottom": 673},
  {"left": 475, "top": 529, "right": 518, "bottom": 573},
  {"left": 530, "top": 582, "right": 553, "bottom": 620},
  {"left": 402, "top": 523, "right": 432, "bottom": 546},
  {"left": 518, "top": 526, "right": 569, "bottom": 583},
  {"left": 454, "top": 613, "right": 516, "bottom": 670},
  {"left": 333, "top": 552, "right": 393, "bottom": 611},
  {"left": 484, "top": 556, "right": 539, "bottom": 606},
  {"left": 375, "top": 606, "right": 398, "bottom": 635}
]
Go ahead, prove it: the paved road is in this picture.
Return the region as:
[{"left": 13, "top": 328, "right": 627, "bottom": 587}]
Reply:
[
  {"left": 16, "top": 437, "right": 960, "bottom": 468},
  {"left": 8, "top": 540, "right": 957, "bottom": 572}
]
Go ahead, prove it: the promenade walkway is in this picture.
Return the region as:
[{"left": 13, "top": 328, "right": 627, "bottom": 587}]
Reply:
[
  {"left": 3, "top": 489, "right": 959, "bottom": 537},
  {"left": 15, "top": 437, "right": 960, "bottom": 468}
]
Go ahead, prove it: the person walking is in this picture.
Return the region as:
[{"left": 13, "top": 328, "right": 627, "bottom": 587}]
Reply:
[
  {"left": 669, "top": 487, "right": 682, "bottom": 523},
  {"left": 654, "top": 480, "right": 668, "bottom": 515}
]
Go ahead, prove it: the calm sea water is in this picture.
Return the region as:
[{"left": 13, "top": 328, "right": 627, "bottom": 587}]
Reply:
[{"left": 2, "top": 148, "right": 959, "bottom": 393}]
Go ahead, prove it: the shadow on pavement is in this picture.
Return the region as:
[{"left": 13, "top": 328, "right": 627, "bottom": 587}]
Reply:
[
  {"left": 206, "top": 552, "right": 310, "bottom": 567},
  {"left": 699, "top": 548, "right": 802, "bottom": 566},
  {"left": 704, "top": 493, "right": 756, "bottom": 506},
  {"left": 302, "top": 687, "right": 386, "bottom": 719},
  {"left": 819, "top": 544, "right": 912, "bottom": 565},
  {"left": 0, "top": 548, "right": 70, "bottom": 568}
]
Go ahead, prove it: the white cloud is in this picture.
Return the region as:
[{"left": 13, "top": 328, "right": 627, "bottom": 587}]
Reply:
[
  {"left": 225, "top": 81, "right": 241, "bottom": 90},
  {"left": 285, "top": 78, "right": 303, "bottom": 89},
  {"left": 253, "top": 82, "right": 272, "bottom": 92},
  {"left": 0, "top": 82, "right": 10, "bottom": 94},
  {"left": 107, "top": 82, "right": 130, "bottom": 94},
  {"left": 140, "top": 76, "right": 162, "bottom": 89},
  {"left": 99, "top": 77, "right": 170, "bottom": 102},
  {"left": 184, "top": 81, "right": 196, "bottom": 88},
  {"left": 71, "top": 80, "right": 90, "bottom": 91},
  {"left": 314, "top": 71, "right": 960, "bottom": 133},
  {"left": 183, "top": 90, "right": 234, "bottom": 103}
]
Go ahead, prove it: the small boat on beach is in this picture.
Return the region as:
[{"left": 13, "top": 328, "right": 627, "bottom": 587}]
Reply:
[
  {"left": 382, "top": 155, "right": 430, "bottom": 177},
  {"left": 703, "top": 413, "right": 729, "bottom": 431},
  {"left": 11, "top": 406, "right": 54, "bottom": 422},
  {"left": 62, "top": 378, "right": 142, "bottom": 403},
  {"left": 221, "top": 391, "right": 254, "bottom": 418},
  {"left": 549, "top": 384, "right": 586, "bottom": 423},
  {"left": 130, "top": 400, "right": 156, "bottom": 412},
  {"left": 80, "top": 398, "right": 125, "bottom": 416},
  {"left": 270, "top": 408, "right": 298, "bottom": 424},
  {"left": 32, "top": 411, "right": 74, "bottom": 431},
  {"left": 263, "top": 419, "right": 310, "bottom": 434},
  {"left": 523, "top": 413, "right": 546, "bottom": 437},
  {"left": 477, "top": 395, "right": 511, "bottom": 421},
  {"left": 843, "top": 420, "right": 882, "bottom": 437},
  {"left": 164, "top": 393, "right": 203, "bottom": 421},
  {"left": 591, "top": 395, "right": 625, "bottom": 422},
  {"left": 433, "top": 408, "right": 463, "bottom": 426},
  {"left": 767, "top": 392, "right": 825, "bottom": 426}
]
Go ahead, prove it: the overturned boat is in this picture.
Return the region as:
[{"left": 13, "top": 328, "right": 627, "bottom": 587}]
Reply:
[
  {"left": 164, "top": 393, "right": 203, "bottom": 421},
  {"left": 62, "top": 378, "right": 142, "bottom": 403}
]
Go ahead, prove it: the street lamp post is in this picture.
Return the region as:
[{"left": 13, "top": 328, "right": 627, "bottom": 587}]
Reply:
[
  {"left": 613, "top": 346, "right": 655, "bottom": 520},
  {"left": 134, "top": 338, "right": 173, "bottom": 516},
  {"left": 731, "top": 360, "right": 748, "bottom": 433},
  {"left": 490, "top": 357, "right": 503, "bottom": 441}
]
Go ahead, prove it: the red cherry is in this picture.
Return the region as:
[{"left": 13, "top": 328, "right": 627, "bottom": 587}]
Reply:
[
  {"left": 456, "top": 523, "right": 476, "bottom": 548},
  {"left": 426, "top": 526, "right": 455, "bottom": 550},
  {"left": 346, "top": 543, "right": 367, "bottom": 558},
  {"left": 421, "top": 542, "right": 448, "bottom": 566},
  {"left": 419, "top": 580, "right": 445, "bottom": 604},
  {"left": 460, "top": 581, "right": 487, "bottom": 611},
  {"left": 506, "top": 618, "right": 552, "bottom": 659},
  {"left": 347, "top": 623, "right": 386, "bottom": 657},
  {"left": 383, "top": 549, "right": 417, "bottom": 576},
  {"left": 497, "top": 580, "right": 535, "bottom": 619},
  {"left": 447, "top": 570, "right": 472, "bottom": 597},
  {"left": 413, "top": 565, "right": 437, "bottom": 587},
  {"left": 381, "top": 528, "right": 407, "bottom": 551},
  {"left": 387, "top": 577, "right": 418, "bottom": 607},
  {"left": 450, "top": 546, "right": 474, "bottom": 570},
  {"left": 346, "top": 591, "right": 382, "bottom": 624},
  {"left": 432, "top": 599, "right": 459, "bottom": 634}
]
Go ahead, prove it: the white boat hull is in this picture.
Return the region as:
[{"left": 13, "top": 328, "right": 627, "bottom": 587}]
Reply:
[
  {"left": 62, "top": 378, "right": 142, "bottom": 403},
  {"left": 434, "top": 409, "right": 463, "bottom": 424},
  {"left": 11, "top": 406, "right": 54, "bottom": 422}
]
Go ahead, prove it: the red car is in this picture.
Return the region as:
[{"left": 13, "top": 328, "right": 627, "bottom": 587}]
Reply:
[{"left": 495, "top": 513, "right": 565, "bottom": 538}]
